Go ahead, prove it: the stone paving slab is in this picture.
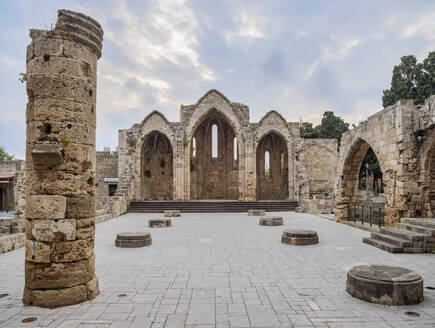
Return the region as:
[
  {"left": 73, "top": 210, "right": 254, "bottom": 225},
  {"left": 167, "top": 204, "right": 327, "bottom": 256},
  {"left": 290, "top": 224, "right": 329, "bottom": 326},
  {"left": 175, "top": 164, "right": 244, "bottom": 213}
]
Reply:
[{"left": 0, "top": 212, "right": 434, "bottom": 327}]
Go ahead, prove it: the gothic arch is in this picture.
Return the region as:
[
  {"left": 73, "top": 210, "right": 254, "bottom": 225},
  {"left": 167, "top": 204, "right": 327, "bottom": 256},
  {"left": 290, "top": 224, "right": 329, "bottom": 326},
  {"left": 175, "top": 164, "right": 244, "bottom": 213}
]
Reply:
[
  {"left": 256, "top": 132, "right": 288, "bottom": 200},
  {"left": 190, "top": 109, "right": 239, "bottom": 199},
  {"left": 141, "top": 131, "right": 173, "bottom": 200}
]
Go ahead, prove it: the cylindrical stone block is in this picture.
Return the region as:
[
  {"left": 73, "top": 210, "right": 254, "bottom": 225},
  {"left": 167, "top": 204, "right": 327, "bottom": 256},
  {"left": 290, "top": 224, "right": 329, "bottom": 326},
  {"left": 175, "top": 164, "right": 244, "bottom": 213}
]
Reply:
[
  {"left": 346, "top": 265, "right": 423, "bottom": 305},
  {"left": 164, "top": 210, "right": 180, "bottom": 217},
  {"left": 259, "top": 216, "right": 283, "bottom": 226},
  {"left": 115, "top": 232, "right": 152, "bottom": 248},
  {"left": 248, "top": 209, "right": 265, "bottom": 216},
  {"left": 149, "top": 218, "right": 172, "bottom": 228},
  {"left": 23, "top": 9, "right": 103, "bottom": 308},
  {"left": 281, "top": 229, "right": 319, "bottom": 245}
]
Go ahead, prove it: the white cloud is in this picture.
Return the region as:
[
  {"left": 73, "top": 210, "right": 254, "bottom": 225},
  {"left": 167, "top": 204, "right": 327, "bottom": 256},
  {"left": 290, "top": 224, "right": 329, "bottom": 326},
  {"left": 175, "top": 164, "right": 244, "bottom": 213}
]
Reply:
[
  {"left": 304, "top": 38, "right": 361, "bottom": 80},
  {"left": 224, "top": 9, "right": 267, "bottom": 41}
]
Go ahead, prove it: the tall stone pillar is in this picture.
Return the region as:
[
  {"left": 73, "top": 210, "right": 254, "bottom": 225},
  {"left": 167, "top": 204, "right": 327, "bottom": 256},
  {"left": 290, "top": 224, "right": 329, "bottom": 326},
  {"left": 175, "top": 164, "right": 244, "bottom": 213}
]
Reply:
[{"left": 23, "top": 9, "right": 103, "bottom": 308}]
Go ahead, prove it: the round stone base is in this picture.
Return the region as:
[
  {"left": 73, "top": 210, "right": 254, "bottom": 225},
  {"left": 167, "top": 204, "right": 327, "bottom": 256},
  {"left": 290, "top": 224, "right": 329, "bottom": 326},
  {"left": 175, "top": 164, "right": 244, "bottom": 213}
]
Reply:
[
  {"left": 281, "top": 230, "right": 318, "bottom": 245},
  {"left": 115, "top": 232, "right": 152, "bottom": 248},
  {"left": 248, "top": 209, "right": 265, "bottom": 216},
  {"left": 164, "top": 210, "right": 180, "bottom": 217},
  {"left": 149, "top": 218, "right": 172, "bottom": 228},
  {"left": 346, "top": 265, "right": 423, "bottom": 305},
  {"left": 259, "top": 216, "right": 283, "bottom": 226}
]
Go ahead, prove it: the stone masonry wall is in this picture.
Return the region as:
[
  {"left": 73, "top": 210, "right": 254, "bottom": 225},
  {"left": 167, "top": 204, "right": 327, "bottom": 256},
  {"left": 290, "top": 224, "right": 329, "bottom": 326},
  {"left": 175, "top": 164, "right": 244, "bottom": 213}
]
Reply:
[
  {"left": 96, "top": 150, "right": 118, "bottom": 201},
  {"left": 115, "top": 89, "right": 337, "bottom": 208},
  {"left": 23, "top": 9, "right": 102, "bottom": 308},
  {"left": 335, "top": 96, "right": 435, "bottom": 225}
]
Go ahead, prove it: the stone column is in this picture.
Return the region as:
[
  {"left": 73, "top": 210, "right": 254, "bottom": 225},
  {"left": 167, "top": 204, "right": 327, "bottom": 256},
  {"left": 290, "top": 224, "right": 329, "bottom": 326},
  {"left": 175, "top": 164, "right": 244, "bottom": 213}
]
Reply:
[{"left": 23, "top": 9, "right": 103, "bottom": 308}]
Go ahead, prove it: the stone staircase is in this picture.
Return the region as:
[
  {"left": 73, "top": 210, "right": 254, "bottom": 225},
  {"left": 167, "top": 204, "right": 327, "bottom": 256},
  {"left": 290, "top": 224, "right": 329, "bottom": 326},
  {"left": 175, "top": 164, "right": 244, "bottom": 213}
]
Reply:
[
  {"left": 129, "top": 200, "right": 298, "bottom": 213},
  {"left": 362, "top": 218, "right": 435, "bottom": 253}
]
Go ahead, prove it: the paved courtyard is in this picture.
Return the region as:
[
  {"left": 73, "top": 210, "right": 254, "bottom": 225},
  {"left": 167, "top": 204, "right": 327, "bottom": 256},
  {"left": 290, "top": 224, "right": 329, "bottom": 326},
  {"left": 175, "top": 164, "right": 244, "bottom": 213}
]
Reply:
[{"left": 0, "top": 212, "right": 434, "bottom": 327}]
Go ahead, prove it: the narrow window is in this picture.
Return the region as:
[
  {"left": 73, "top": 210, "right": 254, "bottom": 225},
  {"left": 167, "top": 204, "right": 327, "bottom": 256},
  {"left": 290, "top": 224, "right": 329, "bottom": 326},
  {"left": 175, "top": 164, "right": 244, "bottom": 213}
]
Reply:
[
  {"left": 192, "top": 137, "right": 196, "bottom": 158},
  {"left": 265, "top": 151, "right": 270, "bottom": 175},
  {"left": 233, "top": 137, "right": 238, "bottom": 160},
  {"left": 280, "top": 152, "right": 284, "bottom": 172},
  {"left": 212, "top": 124, "right": 218, "bottom": 158}
]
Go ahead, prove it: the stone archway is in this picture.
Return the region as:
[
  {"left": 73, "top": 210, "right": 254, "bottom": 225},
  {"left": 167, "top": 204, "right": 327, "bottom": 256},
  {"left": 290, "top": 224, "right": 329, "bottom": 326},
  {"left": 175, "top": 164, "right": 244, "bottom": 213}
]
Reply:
[
  {"left": 256, "top": 132, "right": 288, "bottom": 200},
  {"left": 190, "top": 109, "right": 238, "bottom": 199},
  {"left": 141, "top": 131, "right": 173, "bottom": 200},
  {"left": 335, "top": 138, "right": 390, "bottom": 220}
]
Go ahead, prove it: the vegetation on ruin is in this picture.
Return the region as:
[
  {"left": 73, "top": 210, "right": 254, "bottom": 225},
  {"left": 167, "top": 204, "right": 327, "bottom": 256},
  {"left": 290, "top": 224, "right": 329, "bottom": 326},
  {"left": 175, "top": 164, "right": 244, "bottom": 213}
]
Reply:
[
  {"left": 300, "top": 111, "right": 349, "bottom": 147},
  {"left": 0, "top": 146, "right": 14, "bottom": 161},
  {"left": 382, "top": 51, "right": 435, "bottom": 107}
]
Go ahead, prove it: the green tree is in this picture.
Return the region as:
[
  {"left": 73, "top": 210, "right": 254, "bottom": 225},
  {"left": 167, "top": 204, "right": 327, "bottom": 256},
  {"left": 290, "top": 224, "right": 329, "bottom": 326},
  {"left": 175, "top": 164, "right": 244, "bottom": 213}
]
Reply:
[
  {"left": 0, "top": 147, "right": 14, "bottom": 161},
  {"left": 382, "top": 52, "right": 435, "bottom": 107},
  {"left": 300, "top": 111, "right": 349, "bottom": 148},
  {"left": 300, "top": 122, "right": 318, "bottom": 138}
]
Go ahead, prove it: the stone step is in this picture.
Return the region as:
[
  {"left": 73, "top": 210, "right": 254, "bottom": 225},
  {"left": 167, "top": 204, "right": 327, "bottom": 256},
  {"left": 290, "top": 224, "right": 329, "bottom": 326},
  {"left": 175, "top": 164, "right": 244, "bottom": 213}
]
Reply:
[
  {"left": 397, "top": 223, "right": 435, "bottom": 238},
  {"left": 362, "top": 237, "right": 404, "bottom": 253},
  {"left": 379, "top": 227, "right": 430, "bottom": 242},
  {"left": 401, "top": 218, "right": 435, "bottom": 229},
  {"left": 370, "top": 232, "right": 411, "bottom": 247}
]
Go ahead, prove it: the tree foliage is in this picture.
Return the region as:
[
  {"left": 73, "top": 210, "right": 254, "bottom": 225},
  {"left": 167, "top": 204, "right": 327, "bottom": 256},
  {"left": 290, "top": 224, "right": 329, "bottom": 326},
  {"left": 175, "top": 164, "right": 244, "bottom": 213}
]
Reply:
[
  {"left": 0, "top": 146, "right": 14, "bottom": 161},
  {"left": 300, "top": 111, "right": 349, "bottom": 147},
  {"left": 382, "top": 51, "right": 435, "bottom": 107}
]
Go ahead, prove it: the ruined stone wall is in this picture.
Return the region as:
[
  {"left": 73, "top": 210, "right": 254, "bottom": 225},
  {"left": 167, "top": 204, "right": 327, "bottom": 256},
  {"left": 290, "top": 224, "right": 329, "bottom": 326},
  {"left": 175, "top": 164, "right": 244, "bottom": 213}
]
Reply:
[
  {"left": 116, "top": 89, "right": 337, "bottom": 205},
  {"left": 96, "top": 150, "right": 118, "bottom": 200},
  {"left": 23, "top": 9, "right": 102, "bottom": 308},
  {"left": 294, "top": 138, "right": 337, "bottom": 213},
  {"left": 336, "top": 96, "right": 435, "bottom": 224}
]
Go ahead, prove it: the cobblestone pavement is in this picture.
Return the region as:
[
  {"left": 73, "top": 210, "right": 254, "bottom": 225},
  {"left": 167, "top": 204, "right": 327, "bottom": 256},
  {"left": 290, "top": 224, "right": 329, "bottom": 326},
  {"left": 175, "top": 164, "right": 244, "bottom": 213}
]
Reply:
[{"left": 0, "top": 212, "right": 434, "bottom": 327}]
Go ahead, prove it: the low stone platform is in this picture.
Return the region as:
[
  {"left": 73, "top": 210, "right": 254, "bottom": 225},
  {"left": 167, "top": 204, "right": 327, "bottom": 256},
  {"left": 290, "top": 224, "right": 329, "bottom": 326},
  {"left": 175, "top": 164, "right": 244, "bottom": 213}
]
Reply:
[
  {"left": 259, "top": 216, "right": 283, "bottom": 226},
  {"left": 164, "top": 210, "right": 180, "bottom": 217},
  {"left": 115, "top": 232, "right": 152, "bottom": 248},
  {"left": 248, "top": 209, "right": 265, "bottom": 216},
  {"left": 282, "top": 229, "right": 319, "bottom": 245},
  {"left": 346, "top": 265, "right": 423, "bottom": 305},
  {"left": 149, "top": 218, "right": 172, "bottom": 228}
]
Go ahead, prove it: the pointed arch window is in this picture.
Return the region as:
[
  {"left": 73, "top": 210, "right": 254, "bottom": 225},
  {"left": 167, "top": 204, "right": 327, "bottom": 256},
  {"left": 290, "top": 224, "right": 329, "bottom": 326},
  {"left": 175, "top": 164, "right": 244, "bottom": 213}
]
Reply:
[
  {"left": 212, "top": 124, "right": 218, "bottom": 158},
  {"left": 192, "top": 137, "right": 196, "bottom": 158},
  {"left": 265, "top": 151, "right": 270, "bottom": 175},
  {"left": 234, "top": 137, "right": 238, "bottom": 161}
]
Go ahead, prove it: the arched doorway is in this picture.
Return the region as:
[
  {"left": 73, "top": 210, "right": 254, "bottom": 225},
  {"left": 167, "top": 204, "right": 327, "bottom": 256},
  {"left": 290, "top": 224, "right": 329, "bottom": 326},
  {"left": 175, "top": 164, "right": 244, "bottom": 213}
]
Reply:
[
  {"left": 336, "top": 138, "right": 386, "bottom": 219},
  {"left": 256, "top": 132, "right": 288, "bottom": 200},
  {"left": 190, "top": 109, "right": 238, "bottom": 199},
  {"left": 141, "top": 131, "right": 173, "bottom": 200}
]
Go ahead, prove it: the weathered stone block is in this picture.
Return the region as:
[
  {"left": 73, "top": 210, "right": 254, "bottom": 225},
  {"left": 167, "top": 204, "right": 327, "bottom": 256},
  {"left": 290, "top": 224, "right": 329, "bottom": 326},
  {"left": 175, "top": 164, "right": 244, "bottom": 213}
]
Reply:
[
  {"left": 281, "top": 229, "right": 319, "bottom": 245},
  {"left": 51, "top": 240, "right": 93, "bottom": 262},
  {"left": 25, "top": 240, "right": 51, "bottom": 263},
  {"left": 25, "top": 255, "right": 94, "bottom": 289},
  {"left": 66, "top": 196, "right": 95, "bottom": 219},
  {"left": 346, "top": 265, "right": 423, "bottom": 305},
  {"left": 26, "top": 195, "right": 67, "bottom": 219},
  {"left": 248, "top": 209, "right": 265, "bottom": 216},
  {"left": 149, "top": 218, "right": 172, "bottom": 227},
  {"left": 115, "top": 232, "right": 152, "bottom": 248},
  {"left": 25, "top": 284, "right": 88, "bottom": 308},
  {"left": 86, "top": 275, "right": 99, "bottom": 299},
  {"left": 31, "top": 219, "right": 76, "bottom": 242},
  {"left": 259, "top": 216, "right": 283, "bottom": 226},
  {"left": 164, "top": 210, "right": 180, "bottom": 217}
]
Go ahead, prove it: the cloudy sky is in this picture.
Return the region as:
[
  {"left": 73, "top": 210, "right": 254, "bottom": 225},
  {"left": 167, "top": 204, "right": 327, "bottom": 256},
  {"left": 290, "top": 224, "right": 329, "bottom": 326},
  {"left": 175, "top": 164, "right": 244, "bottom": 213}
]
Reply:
[{"left": 1, "top": 0, "right": 434, "bottom": 159}]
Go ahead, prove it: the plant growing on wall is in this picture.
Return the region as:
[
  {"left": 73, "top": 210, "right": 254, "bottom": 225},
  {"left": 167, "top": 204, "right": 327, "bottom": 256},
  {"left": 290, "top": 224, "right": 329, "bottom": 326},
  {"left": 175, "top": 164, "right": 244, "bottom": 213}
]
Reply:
[{"left": 183, "top": 138, "right": 190, "bottom": 148}]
